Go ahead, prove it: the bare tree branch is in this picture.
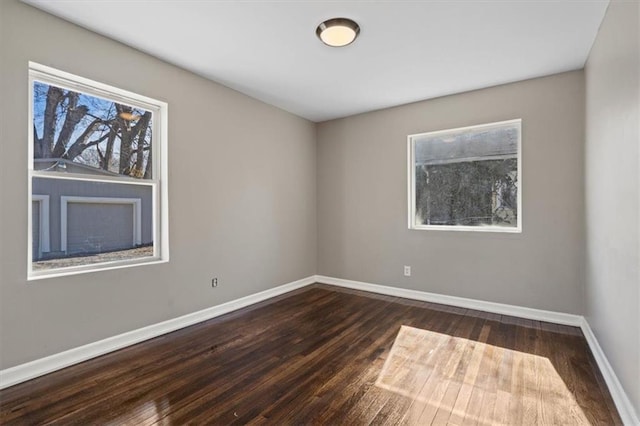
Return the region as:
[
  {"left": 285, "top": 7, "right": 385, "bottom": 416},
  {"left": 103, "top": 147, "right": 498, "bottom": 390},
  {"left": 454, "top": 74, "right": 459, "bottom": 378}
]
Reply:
[{"left": 63, "top": 119, "right": 108, "bottom": 160}]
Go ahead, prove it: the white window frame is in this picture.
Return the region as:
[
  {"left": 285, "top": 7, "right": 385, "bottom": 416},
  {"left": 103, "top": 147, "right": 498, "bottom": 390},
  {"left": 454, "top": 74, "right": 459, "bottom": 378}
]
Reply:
[
  {"left": 28, "top": 62, "right": 169, "bottom": 280},
  {"left": 407, "top": 119, "right": 522, "bottom": 233}
]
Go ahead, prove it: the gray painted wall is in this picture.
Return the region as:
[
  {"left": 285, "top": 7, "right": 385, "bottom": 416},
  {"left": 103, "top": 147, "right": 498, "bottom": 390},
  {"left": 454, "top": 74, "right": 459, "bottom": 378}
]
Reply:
[
  {"left": 585, "top": 0, "right": 640, "bottom": 416},
  {"left": 317, "top": 71, "right": 585, "bottom": 314},
  {"left": 0, "top": 0, "right": 317, "bottom": 369}
]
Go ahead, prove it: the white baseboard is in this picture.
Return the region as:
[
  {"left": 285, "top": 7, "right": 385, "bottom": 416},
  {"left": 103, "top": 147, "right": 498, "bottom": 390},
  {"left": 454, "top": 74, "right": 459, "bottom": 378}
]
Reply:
[
  {"left": 315, "top": 275, "right": 639, "bottom": 425},
  {"left": 579, "top": 318, "right": 640, "bottom": 426},
  {"left": 314, "top": 275, "right": 583, "bottom": 326},
  {"left": 0, "top": 275, "right": 316, "bottom": 390}
]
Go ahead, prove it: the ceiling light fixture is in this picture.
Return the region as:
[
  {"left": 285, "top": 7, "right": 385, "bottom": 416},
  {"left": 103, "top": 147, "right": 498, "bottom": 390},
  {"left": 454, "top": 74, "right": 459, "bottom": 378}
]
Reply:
[{"left": 316, "top": 18, "right": 360, "bottom": 47}]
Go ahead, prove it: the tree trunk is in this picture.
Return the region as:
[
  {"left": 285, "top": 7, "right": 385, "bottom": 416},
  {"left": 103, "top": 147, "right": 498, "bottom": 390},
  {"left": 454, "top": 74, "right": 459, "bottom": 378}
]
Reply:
[
  {"left": 133, "top": 112, "right": 152, "bottom": 178},
  {"left": 33, "top": 125, "right": 44, "bottom": 159},
  {"left": 116, "top": 104, "right": 135, "bottom": 175},
  {"left": 143, "top": 134, "right": 153, "bottom": 179},
  {"left": 52, "top": 91, "right": 88, "bottom": 158},
  {"left": 42, "top": 85, "right": 65, "bottom": 158},
  {"left": 102, "top": 127, "right": 117, "bottom": 171}
]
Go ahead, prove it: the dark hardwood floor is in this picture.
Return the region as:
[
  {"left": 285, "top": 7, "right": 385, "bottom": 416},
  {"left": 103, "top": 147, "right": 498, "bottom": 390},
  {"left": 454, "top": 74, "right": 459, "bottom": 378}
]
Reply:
[{"left": 0, "top": 284, "right": 621, "bottom": 425}]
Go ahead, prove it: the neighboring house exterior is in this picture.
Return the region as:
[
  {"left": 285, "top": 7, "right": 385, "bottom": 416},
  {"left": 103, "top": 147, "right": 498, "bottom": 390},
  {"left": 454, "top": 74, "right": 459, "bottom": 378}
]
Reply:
[{"left": 32, "top": 159, "right": 153, "bottom": 261}]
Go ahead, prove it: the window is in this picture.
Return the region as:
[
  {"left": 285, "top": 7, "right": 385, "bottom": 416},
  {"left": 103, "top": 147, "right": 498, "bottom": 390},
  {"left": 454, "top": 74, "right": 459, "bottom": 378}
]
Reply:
[
  {"left": 408, "top": 119, "right": 521, "bottom": 232},
  {"left": 28, "top": 62, "right": 168, "bottom": 279}
]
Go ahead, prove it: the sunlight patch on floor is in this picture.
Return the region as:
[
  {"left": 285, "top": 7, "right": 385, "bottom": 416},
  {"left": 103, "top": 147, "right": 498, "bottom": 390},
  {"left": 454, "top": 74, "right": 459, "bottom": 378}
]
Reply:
[
  {"left": 375, "top": 325, "right": 590, "bottom": 425},
  {"left": 105, "top": 397, "right": 171, "bottom": 426}
]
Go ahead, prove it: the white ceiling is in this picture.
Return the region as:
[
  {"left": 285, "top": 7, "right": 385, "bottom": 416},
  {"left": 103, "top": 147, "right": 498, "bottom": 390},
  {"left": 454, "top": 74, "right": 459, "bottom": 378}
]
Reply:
[{"left": 23, "top": 0, "right": 609, "bottom": 122}]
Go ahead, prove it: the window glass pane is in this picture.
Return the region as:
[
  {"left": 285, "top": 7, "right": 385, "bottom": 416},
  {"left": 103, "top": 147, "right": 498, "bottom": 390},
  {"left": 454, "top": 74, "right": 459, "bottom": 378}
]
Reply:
[
  {"left": 32, "top": 177, "right": 154, "bottom": 271},
  {"left": 33, "top": 81, "right": 153, "bottom": 179},
  {"left": 412, "top": 121, "right": 519, "bottom": 230},
  {"left": 415, "top": 159, "right": 518, "bottom": 227},
  {"left": 414, "top": 125, "right": 518, "bottom": 165}
]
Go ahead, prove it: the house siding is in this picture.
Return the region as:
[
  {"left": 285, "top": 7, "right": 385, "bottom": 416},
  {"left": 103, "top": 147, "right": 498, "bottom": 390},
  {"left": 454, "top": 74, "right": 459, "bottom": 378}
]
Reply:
[{"left": 32, "top": 178, "right": 153, "bottom": 259}]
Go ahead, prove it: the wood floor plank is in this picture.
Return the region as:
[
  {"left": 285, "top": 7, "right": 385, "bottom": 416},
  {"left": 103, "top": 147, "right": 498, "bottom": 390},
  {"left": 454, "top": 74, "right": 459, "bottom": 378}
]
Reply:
[
  {"left": 0, "top": 284, "right": 622, "bottom": 425},
  {"left": 269, "top": 305, "right": 424, "bottom": 425},
  {"left": 214, "top": 300, "right": 399, "bottom": 424},
  {"left": 301, "top": 311, "right": 425, "bottom": 422},
  {"left": 47, "top": 290, "right": 342, "bottom": 425},
  {"left": 407, "top": 315, "right": 480, "bottom": 424},
  {"left": 1, "top": 287, "right": 336, "bottom": 425},
  {"left": 475, "top": 341, "right": 502, "bottom": 425},
  {"left": 520, "top": 320, "right": 540, "bottom": 426},
  {"left": 445, "top": 323, "right": 491, "bottom": 426},
  {"left": 400, "top": 327, "right": 465, "bottom": 423},
  {"left": 462, "top": 324, "right": 500, "bottom": 426}
]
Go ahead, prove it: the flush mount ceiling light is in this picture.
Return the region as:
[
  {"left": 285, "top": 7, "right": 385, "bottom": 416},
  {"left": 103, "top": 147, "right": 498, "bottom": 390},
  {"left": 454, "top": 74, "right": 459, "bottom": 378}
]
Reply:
[{"left": 316, "top": 18, "right": 360, "bottom": 47}]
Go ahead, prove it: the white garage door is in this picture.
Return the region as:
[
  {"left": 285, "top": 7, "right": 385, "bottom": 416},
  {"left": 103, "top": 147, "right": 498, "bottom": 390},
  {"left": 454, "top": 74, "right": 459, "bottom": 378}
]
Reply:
[{"left": 66, "top": 203, "right": 135, "bottom": 255}]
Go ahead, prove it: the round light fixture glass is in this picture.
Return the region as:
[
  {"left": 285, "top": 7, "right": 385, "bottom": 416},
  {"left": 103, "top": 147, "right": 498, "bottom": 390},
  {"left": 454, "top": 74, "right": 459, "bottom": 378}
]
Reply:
[{"left": 316, "top": 18, "right": 360, "bottom": 47}]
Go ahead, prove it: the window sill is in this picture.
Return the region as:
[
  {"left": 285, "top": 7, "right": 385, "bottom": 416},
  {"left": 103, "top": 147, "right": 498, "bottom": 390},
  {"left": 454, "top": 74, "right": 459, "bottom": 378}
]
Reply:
[
  {"left": 410, "top": 224, "right": 522, "bottom": 233},
  {"left": 27, "top": 256, "right": 169, "bottom": 281}
]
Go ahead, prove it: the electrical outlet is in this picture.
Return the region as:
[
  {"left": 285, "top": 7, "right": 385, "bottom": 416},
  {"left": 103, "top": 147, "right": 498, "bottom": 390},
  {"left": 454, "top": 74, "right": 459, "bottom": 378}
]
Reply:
[
  {"left": 211, "top": 278, "right": 218, "bottom": 287},
  {"left": 404, "top": 266, "right": 411, "bottom": 277}
]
